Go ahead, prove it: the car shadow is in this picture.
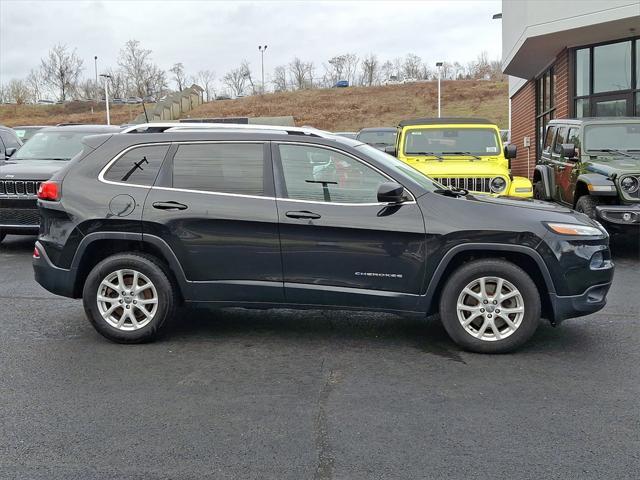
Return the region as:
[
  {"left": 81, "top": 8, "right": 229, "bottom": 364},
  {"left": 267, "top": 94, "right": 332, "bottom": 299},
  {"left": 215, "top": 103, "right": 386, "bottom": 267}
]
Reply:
[
  {"left": 0, "top": 235, "right": 38, "bottom": 252},
  {"left": 609, "top": 234, "right": 640, "bottom": 261}
]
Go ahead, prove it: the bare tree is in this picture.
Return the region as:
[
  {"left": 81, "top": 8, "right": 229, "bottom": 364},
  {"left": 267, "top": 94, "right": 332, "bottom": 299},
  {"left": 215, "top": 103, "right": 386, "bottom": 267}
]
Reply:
[
  {"left": 26, "top": 69, "right": 46, "bottom": 102},
  {"left": 78, "top": 78, "right": 97, "bottom": 100},
  {"left": 223, "top": 67, "right": 248, "bottom": 97},
  {"left": 40, "top": 44, "right": 84, "bottom": 101},
  {"left": 402, "top": 53, "right": 422, "bottom": 80},
  {"left": 360, "top": 54, "right": 379, "bottom": 86},
  {"left": 118, "top": 39, "right": 165, "bottom": 97},
  {"left": 170, "top": 62, "right": 186, "bottom": 91},
  {"left": 468, "top": 51, "right": 492, "bottom": 80},
  {"left": 104, "top": 68, "right": 126, "bottom": 99},
  {"left": 240, "top": 60, "right": 256, "bottom": 95},
  {"left": 196, "top": 70, "right": 215, "bottom": 101},
  {"left": 7, "top": 79, "right": 31, "bottom": 104},
  {"left": 381, "top": 60, "right": 395, "bottom": 82},
  {"left": 272, "top": 65, "right": 288, "bottom": 92},
  {"left": 0, "top": 84, "right": 8, "bottom": 103},
  {"left": 289, "top": 57, "right": 314, "bottom": 90}
]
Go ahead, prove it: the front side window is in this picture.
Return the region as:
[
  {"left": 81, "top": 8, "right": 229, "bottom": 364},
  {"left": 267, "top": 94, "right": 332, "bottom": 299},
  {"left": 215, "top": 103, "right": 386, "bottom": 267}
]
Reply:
[
  {"left": 543, "top": 126, "right": 556, "bottom": 154},
  {"left": 403, "top": 128, "right": 499, "bottom": 156},
  {"left": 278, "top": 144, "right": 387, "bottom": 204},
  {"left": 104, "top": 145, "right": 169, "bottom": 185},
  {"left": 567, "top": 128, "right": 581, "bottom": 151},
  {"left": 553, "top": 127, "right": 568, "bottom": 155},
  {"left": 172, "top": 143, "right": 264, "bottom": 196}
]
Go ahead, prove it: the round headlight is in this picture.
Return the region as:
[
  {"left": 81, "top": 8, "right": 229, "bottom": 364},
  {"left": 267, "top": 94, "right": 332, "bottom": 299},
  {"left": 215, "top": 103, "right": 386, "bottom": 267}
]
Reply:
[
  {"left": 620, "top": 176, "right": 639, "bottom": 194},
  {"left": 490, "top": 177, "right": 507, "bottom": 193}
]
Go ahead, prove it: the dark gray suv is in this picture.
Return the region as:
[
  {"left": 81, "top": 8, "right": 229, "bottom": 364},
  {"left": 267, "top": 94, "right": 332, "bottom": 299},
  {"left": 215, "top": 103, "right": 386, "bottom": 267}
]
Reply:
[{"left": 33, "top": 124, "right": 614, "bottom": 353}]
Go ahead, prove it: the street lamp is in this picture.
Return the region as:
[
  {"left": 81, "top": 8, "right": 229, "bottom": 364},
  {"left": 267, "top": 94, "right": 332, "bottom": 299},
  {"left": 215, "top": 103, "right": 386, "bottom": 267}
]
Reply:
[
  {"left": 94, "top": 56, "right": 98, "bottom": 103},
  {"left": 258, "top": 45, "right": 267, "bottom": 94},
  {"left": 436, "top": 61, "right": 443, "bottom": 118},
  {"left": 99, "top": 73, "right": 112, "bottom": 125}
]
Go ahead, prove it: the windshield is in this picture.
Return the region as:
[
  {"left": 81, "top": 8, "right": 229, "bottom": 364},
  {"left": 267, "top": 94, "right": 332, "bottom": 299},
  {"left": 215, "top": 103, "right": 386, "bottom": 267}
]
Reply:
[
  {"left": 357, "top": 130, "right": 397, "bottom": 146},
  {"left": 584, "top": 123, "right": 640, "bottom": 152},
  {"left": 403, "top": 127, "right": 500, "bottom": 156},
  {"left": 12, "top": 131, "right": 88, "bottom": 160},
  {"left": 355, "top": 143, "right": 441, "bottom": 192}
]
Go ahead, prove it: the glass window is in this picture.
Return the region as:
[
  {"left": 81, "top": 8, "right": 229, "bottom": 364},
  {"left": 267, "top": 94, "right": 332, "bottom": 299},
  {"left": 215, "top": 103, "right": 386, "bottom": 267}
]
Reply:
[
  {"left": 544, "top": 71, "right": 552, "bottom": 110},
  {"left": 356, "top": 130, "right": 397, "bottom": 147},
  {"left": 593, "top": 41, "right": 632, "bottom": 93},
  {"left": 567, "top": 128, "right": 581, "bottom": 150},
  {"left": 279, "top": 144, "right": 387, "bottom": 203},
  {"left": 553, "top": 127, "right": 568, "bottom": 154},
  {"left": 575, "top": 48, "right": 590, "bottom": 96},
  {"left": 595, "top": 99, "right": 627, "bottom": 117},
  {"left": 12, "top": 131, "right": 87, "bottom": 161},
  {"left": 403, "top": 128, "right": 500, "bottom": 156},
  {"left": 104, "top": 145, "right": 169, "bottom": 185},
  {"left": 172, "top": 143, "right": 264, "bottom": 195},
  {"left": 575, "top": 98, "right": 590, "bottom": 118},
  {"left": 543, "top": 126, "right": 556, "bottom": 154},
  {"left": 584, "top": 123, "right": 640, "bottom": 151}
]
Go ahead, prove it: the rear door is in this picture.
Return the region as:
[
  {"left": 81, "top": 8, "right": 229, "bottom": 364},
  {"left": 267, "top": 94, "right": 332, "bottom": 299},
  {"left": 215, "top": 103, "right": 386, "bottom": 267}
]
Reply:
[
  {"left": 142, "top": 141, "right": 283, "bottom": 303},
  {"left": 557, "top": 127, "right": 581, "bottom": 204},
  {"left": 273, "top": 142, "right": 427, "bottom": 311},
  {"left": 550, "top": 126, "right": 569, "bottom": 203}
]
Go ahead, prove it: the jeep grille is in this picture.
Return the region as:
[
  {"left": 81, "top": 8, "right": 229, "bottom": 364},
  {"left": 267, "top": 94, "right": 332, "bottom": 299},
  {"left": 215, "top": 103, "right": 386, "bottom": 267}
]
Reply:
[
  {"left": 432, "top": 177, "right": 496, "bottom": 193},
  {"left": 0, "top": 180, "right": 42, "bottom": 197}
]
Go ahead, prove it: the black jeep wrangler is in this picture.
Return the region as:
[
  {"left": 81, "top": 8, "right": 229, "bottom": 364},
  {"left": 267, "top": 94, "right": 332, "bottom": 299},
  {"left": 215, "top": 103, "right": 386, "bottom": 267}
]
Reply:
[{"left": 534, "top": 118, "right": 640, "bottom": 232}]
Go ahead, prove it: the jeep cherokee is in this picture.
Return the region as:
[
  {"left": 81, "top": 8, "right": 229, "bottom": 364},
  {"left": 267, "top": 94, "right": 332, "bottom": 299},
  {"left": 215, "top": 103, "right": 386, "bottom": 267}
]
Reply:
[{"left": 33, "top": 124, "right": 614, "bottom": 353}]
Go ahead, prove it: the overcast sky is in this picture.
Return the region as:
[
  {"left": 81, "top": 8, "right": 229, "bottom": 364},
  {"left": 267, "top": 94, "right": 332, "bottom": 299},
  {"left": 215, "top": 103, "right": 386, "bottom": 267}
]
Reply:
[{"left": 0, "top": 0, "right": 502, "bottom": 89}]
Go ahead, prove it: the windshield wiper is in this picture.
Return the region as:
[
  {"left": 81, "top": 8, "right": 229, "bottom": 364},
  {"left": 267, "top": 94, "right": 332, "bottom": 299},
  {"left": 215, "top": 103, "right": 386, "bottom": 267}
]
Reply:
[
  {"left": 407, "top": 152, "right": 444, "bottom": 160},
  {"left": 442, "top": 151, "right": 482, "bottom": 160},
  {"left": 434, "top": 187, "right": 469, "bottom": 198}
]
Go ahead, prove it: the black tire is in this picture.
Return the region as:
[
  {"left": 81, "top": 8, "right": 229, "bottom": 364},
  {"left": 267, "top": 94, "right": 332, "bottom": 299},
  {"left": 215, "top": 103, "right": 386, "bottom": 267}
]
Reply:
[
  {"left": 439, "top": 259, "right": 541, "bottom": 354},
  {"left": 533, "top": 181, "right": 546, "bottom": 200},
  {"left": 82, "top": 252, "right": 177, "bottom": 343},
  {"left": 0, "top": 231, "right": 5, "bottom": 243},
  {"left": 575, "top": 195, "right": 599, "bottom": 220}
]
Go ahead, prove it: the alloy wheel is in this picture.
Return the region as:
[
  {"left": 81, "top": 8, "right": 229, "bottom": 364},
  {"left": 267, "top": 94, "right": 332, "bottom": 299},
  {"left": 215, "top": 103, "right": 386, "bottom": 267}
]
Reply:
[
  {"left": 96, "top": 269, "right": 158, "bottom": 331},
  {"left": 456, "top": 276, "right": 525, "bottom": 341}
]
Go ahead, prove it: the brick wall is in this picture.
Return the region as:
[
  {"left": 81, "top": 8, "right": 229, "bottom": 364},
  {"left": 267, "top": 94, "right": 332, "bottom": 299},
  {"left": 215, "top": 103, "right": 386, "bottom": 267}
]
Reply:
[
  {"left": 555, "top": 49, "right": 570, "bottom": 119},
  {"left": 510, "top": 81, "right": 536, "bottom": 179}
]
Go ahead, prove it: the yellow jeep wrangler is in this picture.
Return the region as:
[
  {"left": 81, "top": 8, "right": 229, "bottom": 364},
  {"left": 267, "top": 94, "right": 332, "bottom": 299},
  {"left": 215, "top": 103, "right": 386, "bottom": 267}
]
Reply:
[{"left": 386, "top": 117, "right": 532, "bottom": 197}]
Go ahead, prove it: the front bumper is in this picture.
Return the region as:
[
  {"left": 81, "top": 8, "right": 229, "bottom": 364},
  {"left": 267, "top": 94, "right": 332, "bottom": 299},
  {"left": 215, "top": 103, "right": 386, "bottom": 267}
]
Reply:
[
  {"left": 549, "top": 281, "right": 612, "bottom": 323},
  {"left": 33, "top": 241, "right": 77, "bottom": 298},
  {"left": 0, "top": 197, "right": 40, "bottom": 234},
  {"left": 596, "top": 204, "right": 640, "bottom": 227}
]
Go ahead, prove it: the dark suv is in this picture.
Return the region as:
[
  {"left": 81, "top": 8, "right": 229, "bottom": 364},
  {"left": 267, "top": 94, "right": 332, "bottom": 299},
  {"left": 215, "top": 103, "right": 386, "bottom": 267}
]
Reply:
[
  {"left": 0, "top": 125, "right": 119, "bottom": 243},
  {"left": 534, "top": 117, "right": 640, "bottom": 232},
  {"left": 33, "top": 125, "right": 614, "bottom": 353}
]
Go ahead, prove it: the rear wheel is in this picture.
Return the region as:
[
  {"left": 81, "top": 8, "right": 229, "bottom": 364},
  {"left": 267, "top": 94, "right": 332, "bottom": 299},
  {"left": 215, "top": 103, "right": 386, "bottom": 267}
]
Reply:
[
  {"left": 575, "top": 195, "right": 599, "bottom": 220},
  {"left": 439, "top": 259, "right": 541, "bottom": 353},
  {"left": 82, "top": 253, "right": 177, "bottom": 343},
  {"left": 533, "top": 181, "right": 546, "bottom": 200}
]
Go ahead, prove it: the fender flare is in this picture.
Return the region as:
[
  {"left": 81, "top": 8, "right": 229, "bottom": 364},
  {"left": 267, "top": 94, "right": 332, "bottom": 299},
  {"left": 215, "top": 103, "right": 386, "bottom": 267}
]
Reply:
[
  {"left": 534, "top": 165, "right": 553, "bottom": 199},
  {"left": 575, "top": 173, "right": 617, "bottom": 197}
]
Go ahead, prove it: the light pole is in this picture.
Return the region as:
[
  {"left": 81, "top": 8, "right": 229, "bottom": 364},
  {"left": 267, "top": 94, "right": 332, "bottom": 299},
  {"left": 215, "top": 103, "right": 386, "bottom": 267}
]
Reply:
[
  {"left": 94, "top": 56, "right": 98, "bottom": 103},
  {"left": 99, "top": 74, "right": 112, "bottom": 125},
  {"left": 258, "top": 45, "right": 267, "bottom": 94},
  {"left": 436, "top": 61, "right": 443, "bottom": 117}
]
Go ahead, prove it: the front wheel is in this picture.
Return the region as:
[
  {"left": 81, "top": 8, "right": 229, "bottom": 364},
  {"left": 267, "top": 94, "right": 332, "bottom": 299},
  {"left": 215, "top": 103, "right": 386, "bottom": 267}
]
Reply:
[
  {"left": 82, "top": 253, "right": 177, "bottom": 343},
  {"left": 575, "top": 195, "right": 600, "bottom": 220},
  {"left": 439, "top": 259, "right": 541, "bottom": 353}
]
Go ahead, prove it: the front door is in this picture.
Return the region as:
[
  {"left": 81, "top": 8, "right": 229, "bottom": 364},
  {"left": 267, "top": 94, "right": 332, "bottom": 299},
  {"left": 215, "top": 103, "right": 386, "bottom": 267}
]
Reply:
[
  {"left": 143, "top": 141, "right": 283, "bottom": 303},
  {"left": 550, "top": 126, "right": 573, "bottom": 204},
  {"left": 273, "top": 142, "right": 427, "bottom": 310}
]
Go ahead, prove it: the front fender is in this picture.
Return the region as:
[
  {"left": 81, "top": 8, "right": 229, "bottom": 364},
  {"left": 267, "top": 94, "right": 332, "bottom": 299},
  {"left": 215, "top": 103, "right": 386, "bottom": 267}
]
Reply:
[{"left": 506, "top": 176, "right": 533, "bottom": 198}]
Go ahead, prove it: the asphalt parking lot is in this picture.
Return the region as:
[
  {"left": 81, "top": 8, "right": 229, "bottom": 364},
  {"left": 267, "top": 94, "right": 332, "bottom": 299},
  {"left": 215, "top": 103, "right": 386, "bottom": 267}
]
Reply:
[{"left": 0, "top": 234, "right": 638, "bottom": 480}]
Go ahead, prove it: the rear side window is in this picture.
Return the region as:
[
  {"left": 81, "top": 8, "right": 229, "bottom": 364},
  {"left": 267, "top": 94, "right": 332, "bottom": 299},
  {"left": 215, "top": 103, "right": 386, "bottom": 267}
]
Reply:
[
  {"left": 172, "top": 143, "right": 264, "bottom": 196},
  {"left": 104, "top": 144, "right": 169, "bottom": 185}
]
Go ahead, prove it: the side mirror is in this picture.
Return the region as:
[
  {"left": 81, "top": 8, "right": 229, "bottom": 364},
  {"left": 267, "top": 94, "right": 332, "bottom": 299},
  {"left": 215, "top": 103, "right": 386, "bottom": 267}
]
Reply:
[
  {"left": 561, "top": 143, "right": 576, "bottom": 159},
  {"left": 384, "top": 145, "right": 397, "bottom": 156},
  {"left": 377, "top": 181, "right": 405, "bottom": 204},
  {"left": 5, "top": 147, "right": 17, "bottom": 158},
  {"left": 504, "top": 143, "right": 517, "bottom": 159}
]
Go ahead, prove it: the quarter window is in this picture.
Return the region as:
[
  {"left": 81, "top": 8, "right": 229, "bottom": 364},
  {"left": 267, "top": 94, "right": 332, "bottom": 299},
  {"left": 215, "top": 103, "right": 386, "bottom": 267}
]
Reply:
[
  {"left": 278, "top": 144, "right": 387, "bottom": 204},
  {"left": 172, "top": 143, "right": 264, "bottom": 196},
  {"left": 104, "top": 145, "right": 169, "bottom": 185}
]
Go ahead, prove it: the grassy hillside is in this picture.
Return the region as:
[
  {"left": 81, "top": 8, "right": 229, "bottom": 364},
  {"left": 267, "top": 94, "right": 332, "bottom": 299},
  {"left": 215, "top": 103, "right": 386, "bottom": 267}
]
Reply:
[
  {"left": 0, "top": 102, "right": 147, "bottom": 127},
  {"left": 188, "top": 80, "right": 509, "bottom": 131},
  {"left": 0, "top": 80, "right": 508, "bottom": 130}
]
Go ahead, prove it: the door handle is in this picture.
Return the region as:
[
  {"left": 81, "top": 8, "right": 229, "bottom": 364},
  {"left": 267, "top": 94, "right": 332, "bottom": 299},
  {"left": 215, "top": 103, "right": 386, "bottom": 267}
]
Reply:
[
  {"left": 285, "top": 210, "right": 321, "bottom": 220},
  {"left": 152, "top": 201, "right": 188, "bottom": 211}
]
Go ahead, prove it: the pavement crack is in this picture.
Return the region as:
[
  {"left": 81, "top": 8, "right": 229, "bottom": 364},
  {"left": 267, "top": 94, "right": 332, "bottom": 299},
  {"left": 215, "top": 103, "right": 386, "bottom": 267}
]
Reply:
[{"left": 313, "top": 359, "right": 338, "bottom": 480}]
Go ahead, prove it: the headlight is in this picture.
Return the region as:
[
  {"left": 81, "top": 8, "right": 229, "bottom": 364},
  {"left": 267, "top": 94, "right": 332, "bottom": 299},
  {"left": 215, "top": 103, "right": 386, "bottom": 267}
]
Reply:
[
  {"left": 620, "top": 176, "right": 639, "bottom": 194},
  {"left": 490, "top": 177, "right": 507, "bottom": 193},
  {"left": 545, "top": 222, "right": 603, "bottom": 236}
]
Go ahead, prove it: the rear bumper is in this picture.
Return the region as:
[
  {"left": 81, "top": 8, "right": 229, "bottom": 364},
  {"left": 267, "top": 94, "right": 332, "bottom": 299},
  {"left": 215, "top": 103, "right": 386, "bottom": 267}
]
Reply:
[
  {"left": 549, "top": 281, "right": 612, "bottom": 323},
  {"left": 33, "top": 241, "right": 76, "bottom": 298},
  {"left": 596, "top": 204, "right": 640, "bottom": 227}
]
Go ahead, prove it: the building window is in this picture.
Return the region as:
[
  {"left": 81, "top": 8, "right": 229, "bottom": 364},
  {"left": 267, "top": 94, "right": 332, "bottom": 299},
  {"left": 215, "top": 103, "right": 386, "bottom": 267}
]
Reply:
[
  {"left": 536, "top": 68, "right": 554, "bottom": 157},
  {"left": 573, "top": 37, "right": 639, "bottom": 118}
]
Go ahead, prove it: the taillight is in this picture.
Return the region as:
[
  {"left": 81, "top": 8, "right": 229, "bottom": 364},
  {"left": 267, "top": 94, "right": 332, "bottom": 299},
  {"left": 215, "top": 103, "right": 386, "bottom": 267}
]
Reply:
[
  {"left": 37, "top": 181, "right": 60, "bottom": 201},
  {"left": 33, "top": 246, "right": 40, "bottom": 259}
]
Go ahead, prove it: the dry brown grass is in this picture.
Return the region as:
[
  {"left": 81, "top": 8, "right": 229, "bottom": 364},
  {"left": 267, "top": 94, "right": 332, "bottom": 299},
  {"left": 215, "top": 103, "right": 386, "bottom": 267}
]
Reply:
[
  {"left": 0, "top": 101, "right": 147, "bottom": 127},
  {"left": 188, "top": 80, "right": 509, "bottom": 131}
]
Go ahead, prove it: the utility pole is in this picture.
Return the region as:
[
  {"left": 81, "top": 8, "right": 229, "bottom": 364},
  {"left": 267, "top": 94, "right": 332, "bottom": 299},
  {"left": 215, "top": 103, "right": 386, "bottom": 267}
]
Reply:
[
  {"left": 258, "top": 45, "right": 267, "bottom": 94},
  {"left": 436, "top": 61, "right": 443, "bottom": 118},
  {"left": 100, "top": 73, "right": 112, "bottom": 125},
  {"left": 94, "top": 56, "right": 98, "bottom": 103}
]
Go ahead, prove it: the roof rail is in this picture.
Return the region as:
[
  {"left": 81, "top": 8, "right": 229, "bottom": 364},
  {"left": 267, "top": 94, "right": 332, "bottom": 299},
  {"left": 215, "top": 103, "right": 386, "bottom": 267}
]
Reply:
[{"left": 120, "top": 122, "right": 331, "bottom": 138}]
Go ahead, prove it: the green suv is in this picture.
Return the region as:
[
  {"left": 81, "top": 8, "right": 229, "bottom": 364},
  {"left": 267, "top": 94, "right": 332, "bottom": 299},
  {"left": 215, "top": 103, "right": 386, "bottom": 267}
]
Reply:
[{"left": 534, "top": 118, "right": 640, "bottom": 232}]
